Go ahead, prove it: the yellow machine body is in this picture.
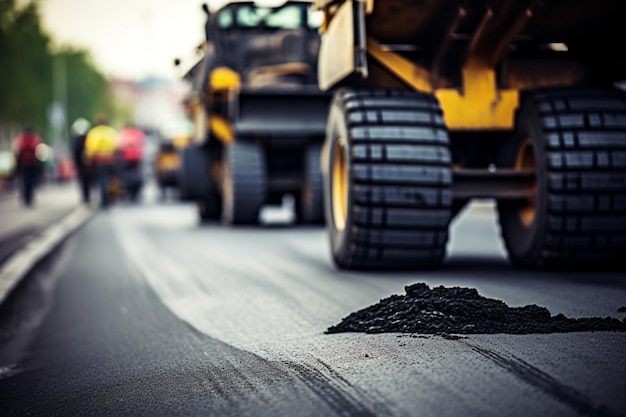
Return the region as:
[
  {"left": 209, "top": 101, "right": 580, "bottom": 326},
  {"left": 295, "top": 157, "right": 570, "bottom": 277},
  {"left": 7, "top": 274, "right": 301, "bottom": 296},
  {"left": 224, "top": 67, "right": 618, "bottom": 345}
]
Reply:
[{"left": 315, "top": 0, "right": 619, "bottom": 130}]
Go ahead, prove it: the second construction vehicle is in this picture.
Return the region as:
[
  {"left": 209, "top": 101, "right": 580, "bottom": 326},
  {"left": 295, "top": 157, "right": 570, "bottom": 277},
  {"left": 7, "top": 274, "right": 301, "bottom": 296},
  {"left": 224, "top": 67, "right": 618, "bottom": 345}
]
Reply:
[
  {"left": 179, "top": 0, "right": 330, "bottom": 224},
  {"left": 314, "top": 0, "right": 626, "bottom": 270}
]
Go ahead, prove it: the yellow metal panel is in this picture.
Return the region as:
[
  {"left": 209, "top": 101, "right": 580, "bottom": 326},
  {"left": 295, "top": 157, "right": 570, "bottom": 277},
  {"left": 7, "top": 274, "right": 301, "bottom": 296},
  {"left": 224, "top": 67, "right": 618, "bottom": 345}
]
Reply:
[
  {"left": 209, "top": 115, "right": 234, "bottom": 144},
  {"left": 366, "top": 37, "right": 432, "bottom": 93},
  {"left": 318, "top": 0, "right": 355, "bottom": 91},
  {"left": 436, "top": 89, "right": 518, "bottom": 130},
  {"left": 436, "top": 59, "right": 518, "bottom": 130},
  {"left": 210, "top": 67, "right": 241, "bottom": 91},
  {"left": 366, "top": 38, "right": 518, "bottom": 130}
]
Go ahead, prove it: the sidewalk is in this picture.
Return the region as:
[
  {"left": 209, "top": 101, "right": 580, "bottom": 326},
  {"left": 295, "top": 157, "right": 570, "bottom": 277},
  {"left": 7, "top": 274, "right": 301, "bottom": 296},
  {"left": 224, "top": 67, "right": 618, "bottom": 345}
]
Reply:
[
  {"left": 0, "top": 181, "right": 87, "bottom": 238},
  {"left": 0, "top": 181, "right": 96, "bottom": 305}
]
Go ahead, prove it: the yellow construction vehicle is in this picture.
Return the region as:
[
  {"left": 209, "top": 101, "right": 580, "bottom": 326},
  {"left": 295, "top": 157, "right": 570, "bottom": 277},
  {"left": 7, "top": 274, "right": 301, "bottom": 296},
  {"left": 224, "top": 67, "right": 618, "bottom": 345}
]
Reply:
[
  {"left": 154, "top": 135, "right": 191, "bottom": 198},
  {"left": 178, "top": 0, "right": 330, "bottom": 224},
  {"left": 314, "top": 0, "right": 626, "bottom": 269}
]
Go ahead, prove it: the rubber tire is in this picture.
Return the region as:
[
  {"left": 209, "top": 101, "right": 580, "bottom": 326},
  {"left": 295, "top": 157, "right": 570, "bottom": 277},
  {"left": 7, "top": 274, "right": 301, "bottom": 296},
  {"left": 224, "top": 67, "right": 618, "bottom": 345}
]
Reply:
[
  {"left": 127, "top": 185, "right": 140, "bottom": 203},
  {"left": 198, "top": 188, "right": 221, "bottom": 222},
  {"left": 179, "top": 144, "right": 209, "bottom": 202},
  {"left": 298, "top": 143, "right": 324, "bottom": 224},
  {"left": 221, "top": 141, "right": 267, "bottom": 225},
  {"left": 498, "top": 87, "right": 626, "bottom": 268},
  {"left": 324, "top": 88, "right": 453, "bottom": 270}
]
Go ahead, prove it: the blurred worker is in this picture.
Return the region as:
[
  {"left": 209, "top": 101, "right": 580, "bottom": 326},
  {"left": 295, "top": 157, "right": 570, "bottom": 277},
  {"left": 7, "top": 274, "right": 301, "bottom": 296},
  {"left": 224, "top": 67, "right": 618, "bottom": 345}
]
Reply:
[
  {"left": 116, "top": 124, "right": 146, "bottom": 201},
  {"left": 70, "top": 117, "right": 93, "bottom": 204},
  {"left": 12, "top": 126, "right": 42, "bottom": 207},
  {"left": 85, "top": 114, "right": 118, "bottom": 208}
]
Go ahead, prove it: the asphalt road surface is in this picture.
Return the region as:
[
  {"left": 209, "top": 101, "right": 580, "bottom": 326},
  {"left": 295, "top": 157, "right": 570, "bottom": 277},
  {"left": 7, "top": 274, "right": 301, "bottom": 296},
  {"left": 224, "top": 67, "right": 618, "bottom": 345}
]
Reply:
[
  {"left": 0, "top": 184, "right": 82, "bottom": 266},
  {"left": 0, "top": 184, "right": 625, "bottom": 417}
]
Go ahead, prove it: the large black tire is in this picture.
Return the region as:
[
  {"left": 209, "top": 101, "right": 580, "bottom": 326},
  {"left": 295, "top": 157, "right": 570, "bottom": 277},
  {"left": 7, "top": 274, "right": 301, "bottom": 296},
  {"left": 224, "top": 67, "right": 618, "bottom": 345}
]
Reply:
[
  {"left": 297, "top": 143, "right": 324, "bottom": 224},
  {"left": 179, "top": 144, "right": 209, "bottom": 202},
  {"left": 324, "top": 88, "right": 453, "bottom": 270},
  {"left": 198, "top": 183, "right": 222, "bottom": 222},
  {"left": 498, "top": 87, "right": 626, "bottom": 268},
  {"left": 222, "top": 141, "right": 267, "bottom": 225}
]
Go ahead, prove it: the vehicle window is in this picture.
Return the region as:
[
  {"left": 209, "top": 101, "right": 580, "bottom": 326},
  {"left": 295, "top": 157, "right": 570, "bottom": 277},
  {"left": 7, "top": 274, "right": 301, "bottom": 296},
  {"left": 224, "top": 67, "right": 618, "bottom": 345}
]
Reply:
[
  {"left": 237, "top": 6, "right": 270, "bottom": 27},
  {"left": 218, "top": 10, "right": 234, "bottom": 28},
  {"left": 236, "top": 4, "right": 303, "bottom": 29},
  {"left": 307, "top": 8, "right": 324, "bottom": 29},
  {"left": 265, "top": 5, "right": 301, "bottom": 29}
]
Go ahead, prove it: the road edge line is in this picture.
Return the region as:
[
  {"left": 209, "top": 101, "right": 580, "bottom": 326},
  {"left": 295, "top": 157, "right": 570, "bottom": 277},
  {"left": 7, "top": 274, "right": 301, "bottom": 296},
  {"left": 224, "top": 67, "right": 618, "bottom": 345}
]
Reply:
[{"left": 0, "top": 205, "right": 95, "bottom": 306}]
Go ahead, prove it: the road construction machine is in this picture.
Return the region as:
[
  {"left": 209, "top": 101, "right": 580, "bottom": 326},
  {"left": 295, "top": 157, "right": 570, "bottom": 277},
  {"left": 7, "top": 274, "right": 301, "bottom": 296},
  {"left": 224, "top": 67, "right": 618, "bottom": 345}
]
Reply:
[
  {"left": 154, "top": 135, "right": 191, "bottom": 199},
  {"left": 314, "top": 0, "right": 626, "bottom": 269},
  {"left": 179, "top": 0, "right": 330, "bottom": 225}
]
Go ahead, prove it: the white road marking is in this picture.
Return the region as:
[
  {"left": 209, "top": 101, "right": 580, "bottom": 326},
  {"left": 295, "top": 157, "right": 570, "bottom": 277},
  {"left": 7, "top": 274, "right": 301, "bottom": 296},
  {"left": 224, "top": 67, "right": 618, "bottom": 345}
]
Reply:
[{"left": 0, "top": 205, "right": 94, "bottom": 305}]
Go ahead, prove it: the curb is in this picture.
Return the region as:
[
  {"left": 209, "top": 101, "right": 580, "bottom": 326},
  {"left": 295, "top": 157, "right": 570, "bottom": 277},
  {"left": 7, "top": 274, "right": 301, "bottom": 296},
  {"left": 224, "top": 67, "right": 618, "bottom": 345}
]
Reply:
[{"left": 0, "top": 205, "right": 95, "bottom": 306}]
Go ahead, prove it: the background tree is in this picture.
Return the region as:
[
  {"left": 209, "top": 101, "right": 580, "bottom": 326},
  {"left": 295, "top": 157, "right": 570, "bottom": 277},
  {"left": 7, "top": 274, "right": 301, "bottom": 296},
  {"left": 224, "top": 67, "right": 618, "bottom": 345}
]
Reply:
[
  {"left": 0, "top": 0, "right": 111, "bottom": 150},
  {"left": 58, "top": 47, "right": 110, "bottom": 130},
  {"left": 0, "top": 0, "right": 52, "bottom": 137}
]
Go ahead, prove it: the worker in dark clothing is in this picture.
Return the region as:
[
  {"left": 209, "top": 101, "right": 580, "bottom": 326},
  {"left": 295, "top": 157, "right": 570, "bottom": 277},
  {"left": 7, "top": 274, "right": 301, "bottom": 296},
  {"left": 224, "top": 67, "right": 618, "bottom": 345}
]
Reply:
[
  {"left": 70, "top": 118, "right": 93, "bottom": 204},
  {"left": 13, "top": 126, "right": 42, "bottom": 207}
]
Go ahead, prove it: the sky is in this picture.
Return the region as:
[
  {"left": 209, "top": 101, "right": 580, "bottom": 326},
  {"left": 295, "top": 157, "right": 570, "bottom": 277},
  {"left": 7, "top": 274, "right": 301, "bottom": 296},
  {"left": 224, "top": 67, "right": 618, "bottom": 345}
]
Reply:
[{"left": 39, "top": 0, "right": 222, "bottom": 81}]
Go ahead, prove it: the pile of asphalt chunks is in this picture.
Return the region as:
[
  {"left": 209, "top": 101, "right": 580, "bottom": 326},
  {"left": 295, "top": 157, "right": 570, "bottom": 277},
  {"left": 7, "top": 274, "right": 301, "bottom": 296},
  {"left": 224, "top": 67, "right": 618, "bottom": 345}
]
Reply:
[{"left": 326, "top": 283, "right": 626, "bottom": 335}]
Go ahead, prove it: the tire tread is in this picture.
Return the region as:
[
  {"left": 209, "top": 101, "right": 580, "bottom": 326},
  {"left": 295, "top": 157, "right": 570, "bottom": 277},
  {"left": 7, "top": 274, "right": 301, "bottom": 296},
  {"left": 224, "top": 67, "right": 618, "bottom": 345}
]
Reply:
[
  {"left": 525, "top": 87, "right": 626, "bottom": 264},
  {"left": 334, "top": 89, "right": 452, "bottom": 269}
]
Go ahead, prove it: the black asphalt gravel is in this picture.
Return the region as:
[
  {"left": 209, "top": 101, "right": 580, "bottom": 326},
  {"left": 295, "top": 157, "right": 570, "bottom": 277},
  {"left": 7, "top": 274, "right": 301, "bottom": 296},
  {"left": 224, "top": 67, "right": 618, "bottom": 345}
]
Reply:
[{"left": 326, "top": 283, "right": 626, "bottom": 335}]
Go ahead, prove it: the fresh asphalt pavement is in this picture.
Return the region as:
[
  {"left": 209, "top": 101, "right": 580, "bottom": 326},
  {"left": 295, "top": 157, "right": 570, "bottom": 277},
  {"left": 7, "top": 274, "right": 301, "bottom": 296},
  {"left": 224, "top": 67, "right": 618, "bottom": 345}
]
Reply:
[{"left": 0, "top": 182, "right": 625, "bottom": 417}]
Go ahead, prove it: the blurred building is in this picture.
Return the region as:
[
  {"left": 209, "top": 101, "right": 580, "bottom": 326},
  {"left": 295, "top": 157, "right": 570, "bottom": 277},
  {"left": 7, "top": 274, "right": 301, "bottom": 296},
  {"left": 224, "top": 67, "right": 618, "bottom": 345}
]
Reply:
[
  {"left": 108, "top": 77, "right": 191, "bottom": 135},
  {"left": 107, "top": 77, "right": 193, "bottom": 182}
]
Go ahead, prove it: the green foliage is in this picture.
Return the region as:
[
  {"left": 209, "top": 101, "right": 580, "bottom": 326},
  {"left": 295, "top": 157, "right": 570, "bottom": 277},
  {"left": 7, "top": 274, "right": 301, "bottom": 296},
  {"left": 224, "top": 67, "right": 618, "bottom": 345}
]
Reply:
[
  {"left": 57, "top": 47, "right": 109, "bottom": 128},
  {"left": 0, "top": 0, "right": 111, "bottom": 141},
  {"left": 0, "top": 0, "right": 51, "bottom": 134}
]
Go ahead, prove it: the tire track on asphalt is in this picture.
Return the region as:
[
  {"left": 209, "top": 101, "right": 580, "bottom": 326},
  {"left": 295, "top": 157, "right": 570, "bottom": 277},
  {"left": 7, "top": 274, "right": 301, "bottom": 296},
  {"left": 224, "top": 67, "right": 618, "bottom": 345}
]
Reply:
[
  {"left": 2, "top": 216, "right": 384, "bottom": 417},
  {"left": 284, "top": 358, "right": 394, "bottom": 417},
  {"left": 465, "top": 342, "right": 619, "bottom": 417},
  {"left": 113, "top": 211, "right": 388, "bottom": 417}
]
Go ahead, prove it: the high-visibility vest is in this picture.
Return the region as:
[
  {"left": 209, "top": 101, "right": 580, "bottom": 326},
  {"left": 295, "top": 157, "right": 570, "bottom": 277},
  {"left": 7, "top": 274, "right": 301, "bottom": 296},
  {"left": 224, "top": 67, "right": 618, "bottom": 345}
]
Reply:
[{"left": 85, "top": 125, "right": 118, "bottom": 164}]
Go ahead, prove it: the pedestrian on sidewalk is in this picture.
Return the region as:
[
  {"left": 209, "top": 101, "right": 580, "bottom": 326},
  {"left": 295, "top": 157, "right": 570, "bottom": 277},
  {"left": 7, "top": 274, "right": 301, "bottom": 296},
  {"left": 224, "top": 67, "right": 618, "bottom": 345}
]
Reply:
[
  {"left": 85, "top": 114, "right": 118, "bottom": 209},
  {"left": 70, "top": 117, "right": 93, "bottom": 204},
  {"left": 12, "top": 126, "right": 43, "bottom": 207}
]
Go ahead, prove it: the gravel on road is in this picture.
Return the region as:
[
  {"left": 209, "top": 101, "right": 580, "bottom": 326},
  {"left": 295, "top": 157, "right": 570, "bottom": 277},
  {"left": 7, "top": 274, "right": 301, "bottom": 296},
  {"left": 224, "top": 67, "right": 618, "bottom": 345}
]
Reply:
[{"left": 326, "top": 283, "right": 626, "bottom": 335}]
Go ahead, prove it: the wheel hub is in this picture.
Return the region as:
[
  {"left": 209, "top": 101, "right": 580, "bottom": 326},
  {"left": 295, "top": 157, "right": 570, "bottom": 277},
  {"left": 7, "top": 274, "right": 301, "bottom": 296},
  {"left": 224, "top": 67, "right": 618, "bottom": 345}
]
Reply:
[
  {"left": 516, "top": 138, "right": 537, "bottom": 227},
  {"left": 332, "top": 138, "right": 348, "bottom": 231}
]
